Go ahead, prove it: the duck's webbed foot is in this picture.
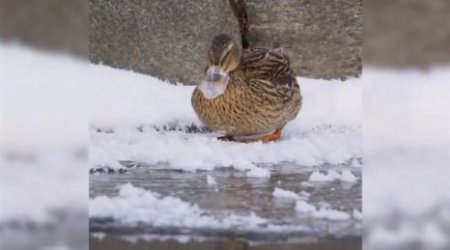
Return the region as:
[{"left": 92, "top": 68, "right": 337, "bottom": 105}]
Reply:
[
  {"left": 218, "top": 128, "right": 283, "bottom": 143},
  {"left": 247, "top": 128, "right": 283, "bottom": 143}
]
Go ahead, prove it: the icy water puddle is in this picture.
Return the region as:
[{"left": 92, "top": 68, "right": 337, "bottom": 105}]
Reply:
[{"left": 89, "top": 161, "right": 361, "bottom": 248}]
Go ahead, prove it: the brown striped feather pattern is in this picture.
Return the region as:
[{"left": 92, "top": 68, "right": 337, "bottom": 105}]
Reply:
[{"left": 192, "top": 45, "right": 302, "bottom": 137}]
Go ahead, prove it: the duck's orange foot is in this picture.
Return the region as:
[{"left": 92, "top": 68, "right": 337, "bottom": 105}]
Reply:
[
  {"left": 244, "top": 128, "right": 281, "bottom": 143},
  {"left": 217, "top": 128, "right": 283, "bottom": 143},
  {"left": 247, "top": 128, "right": 282, "bottom": 144}
]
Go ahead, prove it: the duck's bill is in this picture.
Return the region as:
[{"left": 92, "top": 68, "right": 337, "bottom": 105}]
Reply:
[{"left": 198, "top": 79, "right": 228, "bottom": 99}]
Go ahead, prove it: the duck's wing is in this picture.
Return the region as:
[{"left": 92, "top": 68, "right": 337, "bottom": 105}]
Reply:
[{"left": 239, "top": 48, "right": 295, "bottom": 87}]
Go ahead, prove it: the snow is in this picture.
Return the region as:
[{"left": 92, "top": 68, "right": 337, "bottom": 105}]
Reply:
[
  {"left": 206, "top": 175, "right": 217, "bottom": 187},
  {"left": 245, "top": 164, "right": 271, "bottom": 178},
  {"left": 295, "top": 200, "right": 351, "bottom": 221},
  {"left": 272, "top": 187, "right": 300, "bottom": 200},
  {"left": 299, "top": 191, "right": 311, "bottom": 199},
  {"left": 352, "top": 209, "right": 362, "bottom": 221},
  {"left": 90, "top": 183, "right": 351, "bottom": 231},
  {"left": 88, "top": 66, "right": 361, "bottom": 131},
  {"left": 0, "top": 43, "right": 88, "bottom": 224},
  {"left": 295, "top": 200, "right": 316, "bottom": 213},
  {"left": 206, "top": 175, "right": 219, "bottom": 192},
  {"left": 363, "top": 66, "right": 450, "bottom": 249},
  {"left": 86, "top": 49, "right": 361, "bottom": 173},
  {"left": 90, "top": 183, "right": 269, "bottom": 229},
  {"left": 350, "top": 158, "right": 361, "bottom": 168},
  {"left": 0, "top": 42, "right": 360, "bottom": 230},
  {"left": 367, "top": 224, "right": 418, "bottom": 248},
  {"left": 0, "top": 42, "right": 362, "bottom": 174},
  {"left": 340, "top": 169, "right": 358, "bottom": 182},
  {"left": 0, "top": 153, "right": 87, "bottom": 223},
  {"left": 421, "top": 222, "right": 449, "bottom": 248},
  {"left": 312, "top": 207, "right": 351, "bottom": 221},
  {"left": 367, "top": 222, "right": 449, "bottom": 249},
  {"left": 308, "top": 170, "right": 337, "bottom": 182},
  {"left": 0, "top": 44, "right": 88, "bottom": 153},
  {"left": 90, "top": 124, "right": 360, "bottom": 173},
  {"left": 363, "top": 67, "right": 450, "bottom": 218}
]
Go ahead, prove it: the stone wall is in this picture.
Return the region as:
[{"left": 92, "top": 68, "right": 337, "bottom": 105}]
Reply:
[
  {"left": 245, "top": 0, "right": 362, "bottom": 80},
  {"left": 0, "top": 0, "right": 88, "bottom": 57},
  {"left": 89, "top": 0, "right": 241, "bottom": 85},
  {"left": 89, "top": 0, "right": 362, "bottom": 84},
  {"left": 364, "top": 0, "right": 450, "bottom": 67},
  {"left": 4, "top": 1, "right": 448, "bottom": 83}
]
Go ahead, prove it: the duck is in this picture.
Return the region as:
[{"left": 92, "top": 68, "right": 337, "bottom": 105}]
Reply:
[{"left": 191, "top": 34, "right": 302, "bottom": 143}]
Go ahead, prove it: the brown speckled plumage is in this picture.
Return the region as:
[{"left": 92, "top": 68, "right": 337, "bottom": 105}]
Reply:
[{"left": 191, "top": 35, "right": 302, "bottom": 141}]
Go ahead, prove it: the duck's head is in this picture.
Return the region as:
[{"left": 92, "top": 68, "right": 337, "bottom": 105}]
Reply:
[{"left": 198, "top": 34, "right": 240, "bottom": 99}]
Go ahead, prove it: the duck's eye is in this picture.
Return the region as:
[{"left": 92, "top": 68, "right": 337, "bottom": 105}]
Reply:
[
  {"left": 205, "top": 66, "right": 226, "bottom": 82},
  {"left": 210, "top": 72, "right": 222, "bottom": 82}
]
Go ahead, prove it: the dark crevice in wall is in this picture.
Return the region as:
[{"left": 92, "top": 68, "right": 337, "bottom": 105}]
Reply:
[{"left": 229, "top": 0, "right": 249, "bottom": 49}]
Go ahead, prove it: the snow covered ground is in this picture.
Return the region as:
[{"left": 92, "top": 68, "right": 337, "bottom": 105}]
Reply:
[
  {"left": 363, "top": 67, "right": 450, "bottom": 250},
  {"left": 0, "top": 43, "right": 88, "bottom": 220},
  {"left": 0, "top": 43, "right": 89, "bottom": 250},
  {"left": 88, "top": 63, "right": 361, "bottom": 174},
  {"left": 1, "top": 42, "right": 449, "bottom": 249}
]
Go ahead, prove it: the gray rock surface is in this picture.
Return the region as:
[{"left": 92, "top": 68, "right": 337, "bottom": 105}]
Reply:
[
  {"left": 89, "top": 0, "right": 241, "bottom": 85},
  {"left": 89, "top": 0, "right": 362, "bottom": 84},
  {"left": 364, "top": 0, "right": 450, "bottom": 68},
  {"left": 3, "top": 0, "right": 449, "bottom": 74},
  {"left": 245, "top": 0, "right": 362, "bottom": 80},
  {"left": 0, "top": 0, "right": 88, "bottom": 57}
]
